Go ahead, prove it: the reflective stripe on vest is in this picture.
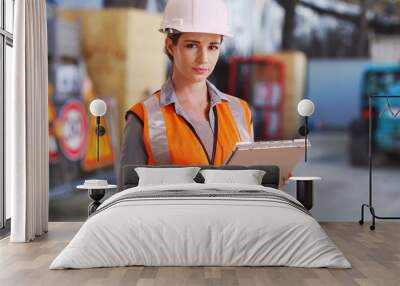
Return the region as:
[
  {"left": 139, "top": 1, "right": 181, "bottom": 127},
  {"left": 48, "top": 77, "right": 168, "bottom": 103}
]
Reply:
[
  {"left": 143, "top": 96, "right": 171, "bottom": 164},
  {"left": 227, "top": 97, "right": 252, "bottom": 142},
  {"left": 144, "top": 95, "right": 250, "bottom": 164}
]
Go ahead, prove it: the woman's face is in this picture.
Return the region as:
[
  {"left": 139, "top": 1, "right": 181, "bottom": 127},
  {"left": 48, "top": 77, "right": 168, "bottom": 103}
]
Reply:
[{"left": 166, "top": 33, "right": 222, "bottom": 83}]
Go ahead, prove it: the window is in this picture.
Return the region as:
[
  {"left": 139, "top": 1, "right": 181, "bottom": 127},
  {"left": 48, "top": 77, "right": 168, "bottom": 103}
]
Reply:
[{"left": 1, "top": 0, "right": 14, "bottom": 229}]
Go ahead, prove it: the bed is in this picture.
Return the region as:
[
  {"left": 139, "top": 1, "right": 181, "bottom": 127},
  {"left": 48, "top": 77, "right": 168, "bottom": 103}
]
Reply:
[{"left": 50, "top": 165, "right": 351, "bottom": 269}]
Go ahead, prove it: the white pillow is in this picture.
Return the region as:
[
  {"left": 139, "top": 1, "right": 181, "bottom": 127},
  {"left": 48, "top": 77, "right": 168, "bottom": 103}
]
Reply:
[
  {"left": 200, "top": 169, "right": 266, "bottom": 185},
  {"left": 135, "top": 167, "right": 201, "bottom": 186}
]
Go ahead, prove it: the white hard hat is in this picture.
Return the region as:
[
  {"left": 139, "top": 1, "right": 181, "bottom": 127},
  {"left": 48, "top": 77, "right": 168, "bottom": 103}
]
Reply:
[{"left": 160, "top": 0, "right": 233, "bottom": 38}]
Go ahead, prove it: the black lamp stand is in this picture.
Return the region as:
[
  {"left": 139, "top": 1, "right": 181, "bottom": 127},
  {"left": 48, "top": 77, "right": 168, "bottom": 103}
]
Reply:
[
  {"left": 95, "top": 116, "right": 106, "bottom": 162},
  {"left": 298, "top": 116, "right": 309, "bottom": 162},
  {"left": 359, "top": 95, "right": 400, "bottom": 230}
]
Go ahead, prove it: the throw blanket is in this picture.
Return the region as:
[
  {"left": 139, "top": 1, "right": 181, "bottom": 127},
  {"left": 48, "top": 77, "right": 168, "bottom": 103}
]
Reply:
[{"left": 93, "top": 189, "right": 311, "bottom": 217}]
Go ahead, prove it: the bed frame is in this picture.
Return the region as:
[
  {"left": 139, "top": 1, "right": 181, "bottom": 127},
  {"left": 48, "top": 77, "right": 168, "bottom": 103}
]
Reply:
[{"left": 122, "top": 165, "right": 280, "bottom": 190}]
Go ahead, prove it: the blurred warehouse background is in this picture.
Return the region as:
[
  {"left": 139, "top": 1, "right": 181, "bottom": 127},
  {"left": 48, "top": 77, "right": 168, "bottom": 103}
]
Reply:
[{"left": 43, "top": 0, "right": 400, "bottom": 222}]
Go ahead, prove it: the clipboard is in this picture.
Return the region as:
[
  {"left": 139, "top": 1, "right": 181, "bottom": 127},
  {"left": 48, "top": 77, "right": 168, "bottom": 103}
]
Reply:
[{"left": 225, "top": 139, "right": 311, "bottom": 187}]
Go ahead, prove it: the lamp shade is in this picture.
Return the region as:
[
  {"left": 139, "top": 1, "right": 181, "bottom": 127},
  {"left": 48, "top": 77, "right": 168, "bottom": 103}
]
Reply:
[
  {"left": 89, "top": 99, "right": 107, "bottom": 117},
  {"left": 297, "top": 99, "right": 315, "bottom": 117}
]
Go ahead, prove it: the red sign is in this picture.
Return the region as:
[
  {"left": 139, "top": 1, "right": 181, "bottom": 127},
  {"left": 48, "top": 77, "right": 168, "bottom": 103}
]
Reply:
[{"left": 59, "top": 101, "right": 87, "bottom": 161}]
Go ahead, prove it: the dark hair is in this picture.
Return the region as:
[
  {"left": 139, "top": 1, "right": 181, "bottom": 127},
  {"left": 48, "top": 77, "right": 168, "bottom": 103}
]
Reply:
[
  {"left": 164, "top": 32, "right": 183, "bottom": 62},
  {"left": 164, "top": 31, "right": 224, "bottom": 62}
]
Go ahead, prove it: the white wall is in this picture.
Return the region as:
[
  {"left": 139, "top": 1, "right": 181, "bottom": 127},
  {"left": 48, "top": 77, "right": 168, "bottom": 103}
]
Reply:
[{"left": 307, "top": 59, "right": 370, "bottom": 129}]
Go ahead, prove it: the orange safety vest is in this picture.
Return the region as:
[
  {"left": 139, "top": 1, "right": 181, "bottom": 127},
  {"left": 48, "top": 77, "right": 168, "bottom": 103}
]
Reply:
[{"left": 129, "top": 91, "right": 252, "bottom": 166}]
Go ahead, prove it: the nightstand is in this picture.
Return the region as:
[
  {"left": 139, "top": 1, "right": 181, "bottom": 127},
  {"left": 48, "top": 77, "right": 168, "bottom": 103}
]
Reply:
[
  {"left": 77, "top": 182, "right": 117, "bottom": 216},
  {"left": 289, "top": 177, "right": 321, "bottom": 210}
]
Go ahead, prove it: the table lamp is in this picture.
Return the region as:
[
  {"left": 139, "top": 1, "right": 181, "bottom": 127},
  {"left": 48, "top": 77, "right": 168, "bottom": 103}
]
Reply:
[
  {"left": 89, "top": 99, "right": 107, "bottom": 161},
  {"left": 297, "top": 99, "right": 315, "bottom": 162}
]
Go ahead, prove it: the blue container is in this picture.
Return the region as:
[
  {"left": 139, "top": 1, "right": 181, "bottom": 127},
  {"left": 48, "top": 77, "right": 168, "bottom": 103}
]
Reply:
[{"left": 361, "top": 65, "right": 400, "bottom": 152}]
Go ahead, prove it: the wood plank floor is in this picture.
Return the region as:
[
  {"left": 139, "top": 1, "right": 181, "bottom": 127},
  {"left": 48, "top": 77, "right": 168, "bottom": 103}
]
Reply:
[{"left": 0, "top": 222, "right": 399, "bottom": 286}]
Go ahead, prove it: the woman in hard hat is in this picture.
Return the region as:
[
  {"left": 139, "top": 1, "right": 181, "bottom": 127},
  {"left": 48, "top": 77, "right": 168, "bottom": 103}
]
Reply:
[{"left": 119, "top": 0, "right": 253, "bottom": 184}]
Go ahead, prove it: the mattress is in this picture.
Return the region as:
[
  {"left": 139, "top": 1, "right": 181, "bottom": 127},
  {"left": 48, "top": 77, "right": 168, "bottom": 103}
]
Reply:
[{"left": 50, "top": 183, "right": 351, "bottom": 269}]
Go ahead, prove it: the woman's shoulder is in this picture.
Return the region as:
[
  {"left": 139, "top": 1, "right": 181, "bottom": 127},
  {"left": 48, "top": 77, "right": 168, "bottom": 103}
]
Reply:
[
  {"left": 128, "top": 90, "right": 161, "bottom": 109},
  {"left": 219, "top": 92, "right": 251, "bottom": 110},
  {"left": 216, "top": 91, "right": 252, "bottom": 121},
  {"left": 126, "top": 92, "right": 158, "bottom": 120},
  {"left": 208, "top": 82, "right": 250, "bottom": 108}
]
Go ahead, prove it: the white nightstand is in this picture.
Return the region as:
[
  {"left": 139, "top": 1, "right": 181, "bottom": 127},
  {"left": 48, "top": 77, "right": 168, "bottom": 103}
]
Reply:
[
  {"left": 289, "top": 177, "right": 322, "bottom": 210},
  {"left": 77, "top": 182, "right": 117, "bottom": 216}
]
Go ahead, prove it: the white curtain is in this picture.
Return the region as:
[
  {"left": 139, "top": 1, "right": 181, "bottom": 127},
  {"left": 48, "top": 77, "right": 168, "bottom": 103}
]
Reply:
[{"left": 8, "top": 0, "right": 49, "bottom": 242}]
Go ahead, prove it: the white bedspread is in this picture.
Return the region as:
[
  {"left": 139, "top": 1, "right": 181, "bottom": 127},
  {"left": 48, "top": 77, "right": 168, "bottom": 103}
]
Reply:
[{"left": 50, "top": 183, "right": 351, "bottom": 269}]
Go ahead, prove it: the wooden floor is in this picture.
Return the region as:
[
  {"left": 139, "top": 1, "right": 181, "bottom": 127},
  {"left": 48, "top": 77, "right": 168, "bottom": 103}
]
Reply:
[{"left": 0, "top": 222, "right": 399, "bottom": 286}]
